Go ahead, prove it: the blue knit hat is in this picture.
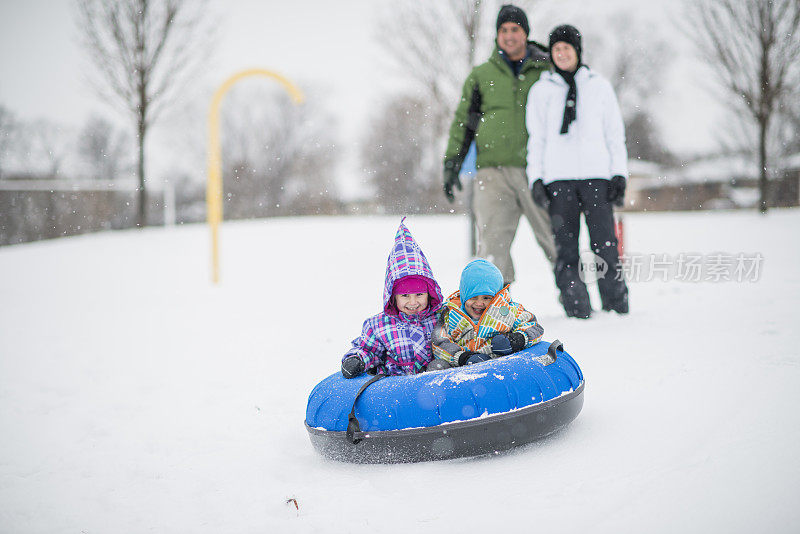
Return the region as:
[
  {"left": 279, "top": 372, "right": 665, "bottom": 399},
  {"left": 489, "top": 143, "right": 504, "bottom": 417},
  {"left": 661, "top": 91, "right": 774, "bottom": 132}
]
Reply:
[{"left": 459, "top": 259, "right": 504, "bottom": 310}]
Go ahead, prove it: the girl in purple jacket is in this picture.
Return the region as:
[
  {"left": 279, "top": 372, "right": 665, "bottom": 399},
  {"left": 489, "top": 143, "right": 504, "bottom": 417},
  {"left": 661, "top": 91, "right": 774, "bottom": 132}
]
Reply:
[{"left": 340, "top": 220, "right": 444, "bottom": 378}]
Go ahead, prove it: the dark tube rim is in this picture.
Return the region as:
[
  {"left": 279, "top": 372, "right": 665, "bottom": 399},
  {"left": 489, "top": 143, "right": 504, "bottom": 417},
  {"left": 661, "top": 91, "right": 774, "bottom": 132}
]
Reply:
[{"left": 305, "top": 380, "right": 585, "bottom": 440}]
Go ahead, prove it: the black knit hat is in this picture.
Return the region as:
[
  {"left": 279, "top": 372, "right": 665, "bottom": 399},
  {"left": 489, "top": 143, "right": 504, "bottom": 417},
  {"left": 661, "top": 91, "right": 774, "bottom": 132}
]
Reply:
[
  {"left": 549, "top": 24, "right": 582, "bottom": 60},
  {"left": 496, "top": 5, "right": 529, "bottom": 35}
]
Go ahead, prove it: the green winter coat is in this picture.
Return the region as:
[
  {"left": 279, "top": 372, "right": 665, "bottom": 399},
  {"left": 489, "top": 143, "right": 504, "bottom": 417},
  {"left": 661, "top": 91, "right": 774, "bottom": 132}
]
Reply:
[{"left": 444, "top": 42, "right": 550, "bottom": 171}]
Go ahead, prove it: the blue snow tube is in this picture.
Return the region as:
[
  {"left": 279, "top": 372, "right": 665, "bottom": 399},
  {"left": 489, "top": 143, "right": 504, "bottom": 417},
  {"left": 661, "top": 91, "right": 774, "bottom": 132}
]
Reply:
[{"left": 305, "top": 340, "right": 584, "bottom": 463}]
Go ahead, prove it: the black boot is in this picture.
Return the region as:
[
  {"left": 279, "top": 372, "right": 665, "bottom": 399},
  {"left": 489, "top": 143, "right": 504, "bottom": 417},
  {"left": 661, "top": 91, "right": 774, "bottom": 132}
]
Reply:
[
  {"left": 561, "top": 282, "right": 592, "bottom": 319},
  {"left": 602, "top": 290, "right": 629, "bottom": 314}
]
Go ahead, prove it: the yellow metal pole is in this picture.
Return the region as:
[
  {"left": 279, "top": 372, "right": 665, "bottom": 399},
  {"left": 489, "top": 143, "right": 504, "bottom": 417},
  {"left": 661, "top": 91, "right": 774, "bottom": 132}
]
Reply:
[{"left": 206, "top": 69, "right": 304, "bottom": 284}]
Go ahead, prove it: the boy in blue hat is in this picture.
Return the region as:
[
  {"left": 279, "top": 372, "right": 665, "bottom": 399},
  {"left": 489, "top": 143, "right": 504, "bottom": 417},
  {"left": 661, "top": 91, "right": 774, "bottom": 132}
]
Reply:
[{"left": 429, "top": 259, "right": 544, "bottom": 368}]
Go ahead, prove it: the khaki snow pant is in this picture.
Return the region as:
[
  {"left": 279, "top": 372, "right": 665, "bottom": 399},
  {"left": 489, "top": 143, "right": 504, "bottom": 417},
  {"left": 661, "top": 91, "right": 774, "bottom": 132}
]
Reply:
[{"left": 473, "top": 166, "right": 556, "bottom": 283}]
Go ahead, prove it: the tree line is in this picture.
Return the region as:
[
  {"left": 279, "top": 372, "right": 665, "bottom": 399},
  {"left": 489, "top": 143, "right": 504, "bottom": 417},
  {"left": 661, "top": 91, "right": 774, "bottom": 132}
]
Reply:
[
  {"left": 365, "top": 0, "right": 800, "bottom": 214},
  {"left": 2, "top": 0, "right": 799, "bottom": 246}
]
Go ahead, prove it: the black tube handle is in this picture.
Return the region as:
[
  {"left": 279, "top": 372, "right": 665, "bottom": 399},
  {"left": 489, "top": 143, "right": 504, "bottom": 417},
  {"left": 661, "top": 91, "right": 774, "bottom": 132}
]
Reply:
[
  {"left": 548, "top": 340, "right": 563, "bottom": 361},
  {"left": 346, "top": 374, "right": 385, "bottom": 444}
]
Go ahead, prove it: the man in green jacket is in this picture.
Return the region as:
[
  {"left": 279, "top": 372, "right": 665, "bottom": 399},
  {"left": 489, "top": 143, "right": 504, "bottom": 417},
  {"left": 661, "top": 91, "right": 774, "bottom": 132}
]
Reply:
[{"left": 443, "top": 4, "right": 556, "bottom": 285}]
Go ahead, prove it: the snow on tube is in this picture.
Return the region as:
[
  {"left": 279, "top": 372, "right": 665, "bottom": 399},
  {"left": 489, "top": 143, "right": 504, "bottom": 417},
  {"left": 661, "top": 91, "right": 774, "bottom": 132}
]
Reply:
[{"left": 305, "top": 340, "right": 584, "bottom": 463}]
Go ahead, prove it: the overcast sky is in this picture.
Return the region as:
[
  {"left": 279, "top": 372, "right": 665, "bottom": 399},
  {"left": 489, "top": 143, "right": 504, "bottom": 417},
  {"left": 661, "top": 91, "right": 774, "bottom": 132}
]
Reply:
[
  {"left": 0, "top": 0, "right": 722, "bottom": 192},
  {"left": 0, "top": 0, "right": 375, "bottom": 119}
]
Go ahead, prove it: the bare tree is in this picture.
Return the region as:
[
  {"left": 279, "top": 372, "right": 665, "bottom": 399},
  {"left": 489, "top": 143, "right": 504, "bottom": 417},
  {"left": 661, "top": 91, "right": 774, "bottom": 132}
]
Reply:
[
  {"left": 377, "top": 1, "right": 537, "bottom": 183},
  {"left": 362, "top": 95, "right": 443, "bottom": 214},
  {"left": 684, "top": 0, "right": 800, "bottom": 213},
  {"left": 587, "top": 15, "right": 674, "bottom": 165},
  {"left": 379, "top": 1, "right": 482, "bottom": 142},
  {"left": 78, "top": 115, "right": 131, "bottom": 180},
  {"left": 772, "top": 94, "right": 800, "bottom": 158},
  {"left": 76, "top": 0, "right": 210, "bottom": 226},
  {"left": 373, "top": 1, "right": 542, "bottom": 219},
  {"left": 699, "top": 78, "right": 800, "bottom": 182},
  {"left": 220, "top": 84, "right": 340, "bottom": 219},
  {"left": 282, "top": 99, "right": 342, "bottom": 216},
  {"left": 28, "top": 119, "right": 75, "bottom": 178},
  {"left": 0, "top": 105, "right": 15, "bottom": 179}
]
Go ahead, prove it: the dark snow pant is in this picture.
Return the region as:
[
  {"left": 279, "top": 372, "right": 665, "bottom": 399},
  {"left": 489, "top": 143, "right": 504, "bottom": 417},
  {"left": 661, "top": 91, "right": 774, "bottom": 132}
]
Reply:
[{"left": 546, "top": 179, "right": 628, "bottom": 316}]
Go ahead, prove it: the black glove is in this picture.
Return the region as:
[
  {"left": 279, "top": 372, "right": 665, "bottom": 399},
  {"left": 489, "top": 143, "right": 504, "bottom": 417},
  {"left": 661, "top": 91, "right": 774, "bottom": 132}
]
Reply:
[
  {"left": 458, "top": 351, "right": 492, "bottom": 366},
  {"left": 466, "top": 353, "right": 492, "bottom": 365},
  {"left": 457, "top": 350, "right": 477, "bottom": 366},
  {"left": 607, "top": 175, "right": 626, "bottom": 207},
  {"left": 490, "top": 332, "right": 527, "bottom": 356},
  {"left": 531, "top": 179, "right": 549, "bottom": 209},
  {"left": 341, "top": 357, "right": 366, "bottom": 379},
  {"left": 443, "top": 160, "right": 462, "bottom": 203}
]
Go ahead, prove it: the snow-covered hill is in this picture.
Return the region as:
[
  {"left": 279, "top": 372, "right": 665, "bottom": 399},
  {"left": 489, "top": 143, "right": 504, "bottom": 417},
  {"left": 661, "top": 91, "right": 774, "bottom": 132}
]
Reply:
[{"left": 1, "top": 210, "right": 799, "bottom": 533}]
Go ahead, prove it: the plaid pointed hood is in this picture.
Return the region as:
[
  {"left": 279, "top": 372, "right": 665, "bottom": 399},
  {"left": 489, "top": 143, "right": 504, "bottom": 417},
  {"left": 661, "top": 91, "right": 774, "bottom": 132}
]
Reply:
[{"left": 383, "top": 219, "right": 443, "bottom": 315}]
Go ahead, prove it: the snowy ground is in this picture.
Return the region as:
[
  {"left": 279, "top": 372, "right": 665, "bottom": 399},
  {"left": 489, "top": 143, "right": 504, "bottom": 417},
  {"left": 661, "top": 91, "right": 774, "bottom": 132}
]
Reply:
[{"left": 1, "top": 209, "right": 799, "bottom": 533}]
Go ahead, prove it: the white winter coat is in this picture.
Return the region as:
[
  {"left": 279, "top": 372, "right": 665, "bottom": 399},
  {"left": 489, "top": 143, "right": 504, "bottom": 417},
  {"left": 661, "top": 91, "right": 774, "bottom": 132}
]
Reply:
[{"left": 526, "top": 66, "right": 628, "bottom": 185}]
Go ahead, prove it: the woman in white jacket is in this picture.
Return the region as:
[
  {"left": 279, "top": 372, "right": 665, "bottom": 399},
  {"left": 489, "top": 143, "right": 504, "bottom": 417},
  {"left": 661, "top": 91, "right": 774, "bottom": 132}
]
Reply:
[{"left": 526, "top": 24, "right": 628, "bottom": 318}]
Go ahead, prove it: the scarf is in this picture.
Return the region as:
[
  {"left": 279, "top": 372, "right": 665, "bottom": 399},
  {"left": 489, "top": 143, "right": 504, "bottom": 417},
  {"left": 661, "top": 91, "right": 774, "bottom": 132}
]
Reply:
[{"left": 555, "top": 65, "right": 579, "bottom": 134}]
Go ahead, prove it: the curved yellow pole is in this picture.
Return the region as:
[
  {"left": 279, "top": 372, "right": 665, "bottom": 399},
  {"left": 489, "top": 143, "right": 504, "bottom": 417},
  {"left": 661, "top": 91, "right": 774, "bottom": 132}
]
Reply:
[{"left": 207, "top": 69, "right": 304, "bottom": 284}]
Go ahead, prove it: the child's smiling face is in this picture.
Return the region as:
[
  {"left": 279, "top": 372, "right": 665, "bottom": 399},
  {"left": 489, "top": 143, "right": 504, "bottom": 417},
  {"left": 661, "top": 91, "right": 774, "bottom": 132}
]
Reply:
[
  {"left": 464, "top": 295, "right": 493, "bottom": 321},
  {"left": 395, "top": 292, "right": 429, "bottom": 315}
]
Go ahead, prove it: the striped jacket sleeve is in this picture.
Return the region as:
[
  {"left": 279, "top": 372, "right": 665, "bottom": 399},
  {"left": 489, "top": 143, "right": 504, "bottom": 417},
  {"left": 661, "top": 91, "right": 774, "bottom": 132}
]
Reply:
[
  {"left": 431, "top": 309, "right": 470, "bottom": 366},
  {"left": 511, "top": 303, "right": 544, "bottom": 347},
  {"left": 342, "top": 317, "right": 386, "bottom": 373}
]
